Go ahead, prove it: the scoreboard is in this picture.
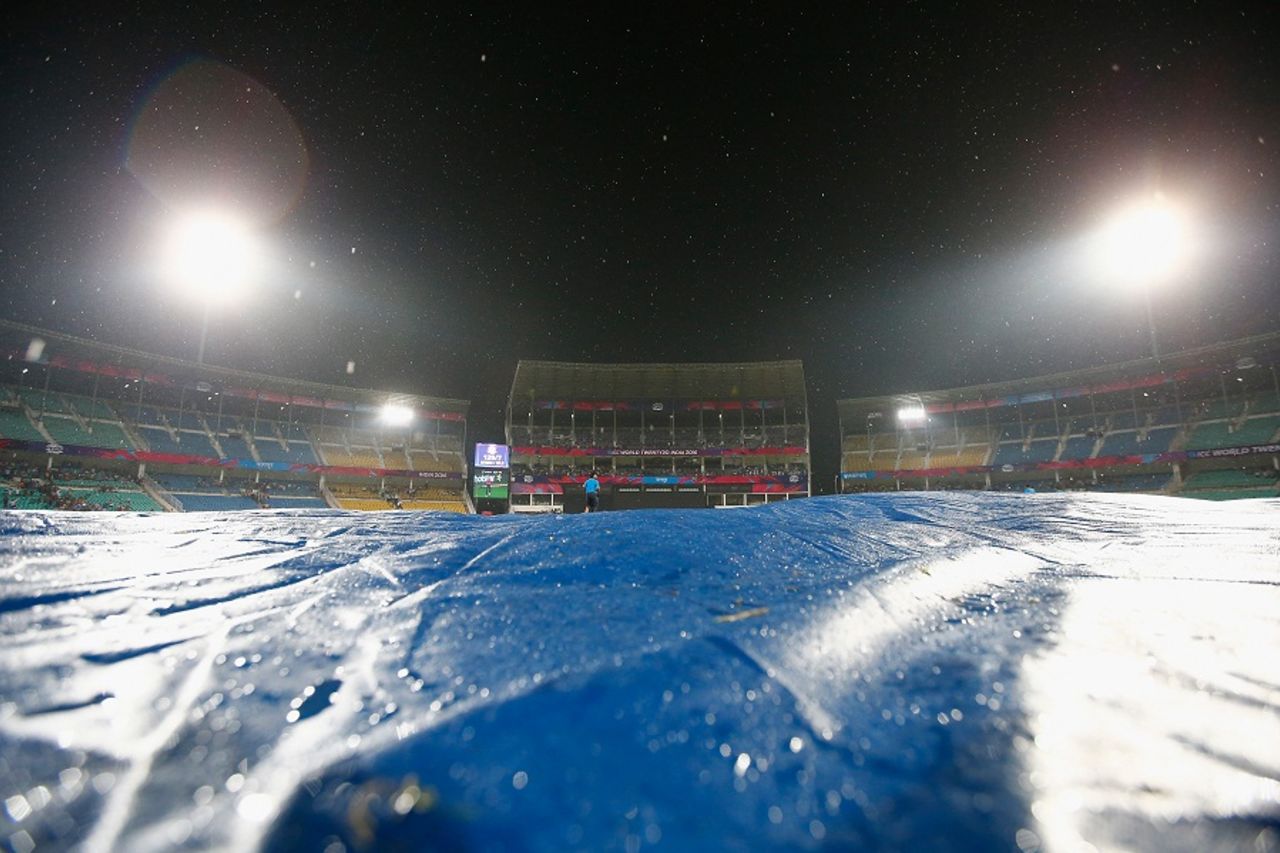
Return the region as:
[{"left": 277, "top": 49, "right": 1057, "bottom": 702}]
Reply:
[
  {"left": 474, "top": 442, "right": 509, "bottom": 469},
  {"left": 473, "top": 468, "right": 509, "bottom": 500},
  {"left": 472, "top": 442, "right": 511, "bottom": 506}
]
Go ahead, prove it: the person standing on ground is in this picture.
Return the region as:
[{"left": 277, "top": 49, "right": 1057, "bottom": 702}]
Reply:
[{"left": 584, "top": 469, "right": 600, "bottom": 513}]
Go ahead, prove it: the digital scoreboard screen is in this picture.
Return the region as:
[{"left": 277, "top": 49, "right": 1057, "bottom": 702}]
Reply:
[
  {"left": 474, "top": 443, "right": 510, "bottom": 469},
  {"left": 472, "top": 468, "right": 509, "bottom": 500}
]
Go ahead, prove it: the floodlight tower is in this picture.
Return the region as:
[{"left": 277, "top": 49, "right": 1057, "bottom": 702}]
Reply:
[
  {"left": 1092, "top": 195, "right": 1192, "bottom": 360},
  {"left": 159, "top": 209, "right": 262, "bottom": 363}
]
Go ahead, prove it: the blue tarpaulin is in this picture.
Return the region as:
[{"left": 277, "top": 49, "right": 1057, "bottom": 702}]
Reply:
[{"left": 1, "top": 493, "right": 1277, "bottom": 851}]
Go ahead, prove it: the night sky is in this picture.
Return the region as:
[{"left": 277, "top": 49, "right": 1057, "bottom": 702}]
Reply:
[{"left": 3, "top": 4, "right": 1279, "bottom": 490}]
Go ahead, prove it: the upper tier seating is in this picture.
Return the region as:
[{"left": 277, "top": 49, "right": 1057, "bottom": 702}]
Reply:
[
  {"left": 254, "top": 437, "right": 318, "bottom": 465},
  {"left": 41, "top": 416, "right": 133, "bottom": 451},
  {"left": 139, "top": 426, "right": 218, "bottom": 457},
  {"left": 894, "top": 451, "right": 928, "bottom": 471},
  {"left": 69, "top": 396, "right": 117, "bottom": 419},
  {"left": 0, "top": 408, "right": 47, "bottom": 442},
  {"left": 1098, "top": 430, "right": 1141, "bottom": 457},
  {"left": 1187, "top": 416, "right": 1279, "bottom": 450},
  {"left": 1141, "top": 426, "right": 1178, "bottom": 454},
  {"left": 17, "top": 390, "right": 69, "bottom": 415},
  {"left": 217, "top": 433, "right": 254, "bottom": 461},
  {"left": 1060, "top": 435, "right": 1096, "bottom": 460}
]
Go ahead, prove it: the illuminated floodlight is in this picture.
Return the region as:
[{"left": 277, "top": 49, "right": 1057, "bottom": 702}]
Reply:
[
  {"left": 897, "top": 405, "right": 927, "bottom": 424},
  {"left": 380, "top": 404, "right": 414, "bottom": 427},
  {"left": 1093, "top": 196, "right": 1190, "bottom": 287},
  {"left": 159, "top": 209, "right": 262, "bottom": 305}
]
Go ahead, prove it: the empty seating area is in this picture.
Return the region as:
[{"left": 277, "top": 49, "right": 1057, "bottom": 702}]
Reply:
[
  {"left": 216, "top": 430, "right": 255, "bottom": 461},
  {"left": 41, "top": 415, "right": 133, "bottom": 451},
  {"left": 325, "top": 482, "right": 467, "bottom": 513},
  {"left": 1059, "top": 434, "right": 1097, "bottom": 461},
  {"left": 256, "top": 478, "right": 328, "bottom": 509},
  {"left": 894, "top": 450, "right": 929, "bottom": 471},
  {"left": 1186, "top": 415, "right": 1279, "bottom": 450},
  {"left": 150, "top": 473, "right": 261, "bottom": 511},
  {"left": 320, "top": 446, "right": 383, "bottom": 468},
  {"left": 1180, "top": 468, "right": 1279, "bottom": 501},
  {"left": 1090, "top": 472, "right": 1171, "bottom": 493},
  {"left": 3, "top": 388, "right": 140, "bottom": 452},
  {"left": 0, "top": 407, "right": 47, "bottom": 442},
  {"left": 329, "top": 483, "right": 401, "bottom": 511}
]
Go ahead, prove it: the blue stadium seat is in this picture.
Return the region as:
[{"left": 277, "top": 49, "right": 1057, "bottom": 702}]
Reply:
[
  {"left": 1023, "top": 440, "right": 1058, "bottom": 464},
  {"left": 175, "top": 493, "right": 260, "bottom": 511},
  {"left": 218, "top": 434, "right": 254, "bottom": 461},
  {"left": 1099, "top": 431, "right": 1141, "bottom": 457},
  {"left": 1060, "top": 435, "right": 1095, "bottom": 460},
  {"left": 991, "top": 443, "right": 1024, "bottom": 466},
  {"left": 1141, "top": 426, "right": 1177, "bottom": 453}
]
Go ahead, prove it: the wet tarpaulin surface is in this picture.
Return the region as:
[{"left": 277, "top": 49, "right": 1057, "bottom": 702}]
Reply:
[{"left": 1, "top": 493, "right": 1277, "bottom": 852}]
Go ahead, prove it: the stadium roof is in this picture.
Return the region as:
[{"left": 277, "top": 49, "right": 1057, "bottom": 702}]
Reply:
[
  {"left": 837, "top": 330, "right": 1280, "bottom": 426},
  {"left": 509, "top": 359, "right": 808, "bottom": 402},
  {"left": 0, "top": 319, "right": 469, "bottom": 414}
]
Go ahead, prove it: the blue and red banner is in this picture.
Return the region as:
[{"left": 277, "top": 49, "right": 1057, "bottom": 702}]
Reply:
[
  {"left": 533, "top": 399, "right": 787, "bottom": 412},
  {"left": 512, "top": 445, "right": 806, "bottom": 457},
  {"left": 511, "top": 473, "right": 807, "bottom": 495}
]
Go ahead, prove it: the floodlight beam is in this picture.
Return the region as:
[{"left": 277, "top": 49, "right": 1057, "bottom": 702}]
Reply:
[{"left": 381, "top": 404, "right": 414, "bottom": 427}]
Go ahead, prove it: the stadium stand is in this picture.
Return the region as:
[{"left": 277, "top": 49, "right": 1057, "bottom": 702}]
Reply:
[
  {"left": 838, "top": 332, "right": 1280, "bottom": 500},
  {"left": 0, "top": 407, "right": 48, "bottom": 443},
  {"left": 1179, "top": 467, "right": 1279, "bottom": 500},
  {"left": 0, "top": 462, "right": 162, "bottom": 511},
  {"left": 0, "top": 319, "right": 470, "bottom": 513},
  {"left": 505, "top": 360, "right": 810, "bottom": 511}
]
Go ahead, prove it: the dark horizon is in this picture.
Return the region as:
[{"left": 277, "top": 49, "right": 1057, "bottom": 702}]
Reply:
[{"left": 4, "top": 4, "right": 1279, "bottom": 490}]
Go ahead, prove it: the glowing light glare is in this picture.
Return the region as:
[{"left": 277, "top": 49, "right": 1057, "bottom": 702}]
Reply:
[
  {"left": 25, "top": 337, "right": 46, "bottom": 362},
  {"left": 380, "top": 404, "right": 413, "bottom": 427},
  {"left": 160, "top": 210, "right": 262, "bottom": 304},
  {"left": 1094, "top": 198, "right": 1190, "bottom": 286},
  {"left": 897, "top": 405, "right": 927, "bottom": 423}
]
